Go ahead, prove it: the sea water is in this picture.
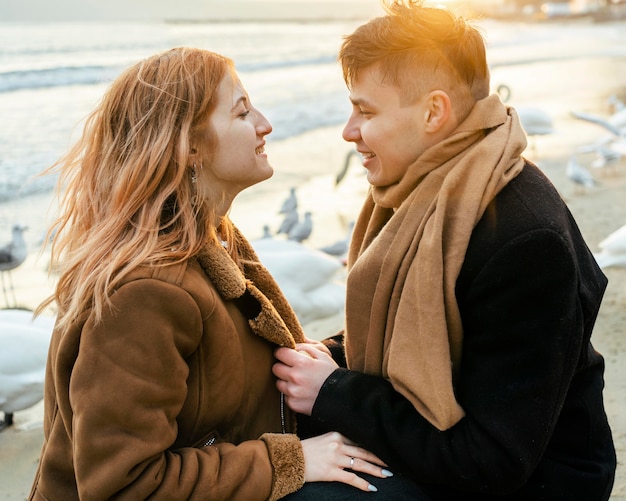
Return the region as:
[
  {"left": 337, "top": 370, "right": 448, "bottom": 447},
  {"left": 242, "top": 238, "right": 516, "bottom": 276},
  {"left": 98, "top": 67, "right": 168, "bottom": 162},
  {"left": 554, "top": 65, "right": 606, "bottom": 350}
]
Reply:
[
  {"left": 0, "top": 20, "right": 364, "bottom": 202},
  {"left": 1, "top": 18, "right": 625, "bottom": 241}
]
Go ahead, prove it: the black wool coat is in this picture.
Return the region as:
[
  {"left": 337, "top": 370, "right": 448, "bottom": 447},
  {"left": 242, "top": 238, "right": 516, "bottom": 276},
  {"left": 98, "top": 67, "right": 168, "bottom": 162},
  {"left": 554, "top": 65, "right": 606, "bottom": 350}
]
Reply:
[{"left": 305, "top": 162, "right": 617, "bottom": 500}]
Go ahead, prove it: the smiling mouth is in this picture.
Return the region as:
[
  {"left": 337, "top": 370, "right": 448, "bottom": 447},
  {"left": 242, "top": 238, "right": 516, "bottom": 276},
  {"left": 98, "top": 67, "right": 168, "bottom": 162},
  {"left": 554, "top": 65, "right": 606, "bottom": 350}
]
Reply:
[
  {"left": 361, "top": 152, "right": 376, "bottom": 160},
  {"left": 255, "top": 146, "right": 265, "bottom": 155}
]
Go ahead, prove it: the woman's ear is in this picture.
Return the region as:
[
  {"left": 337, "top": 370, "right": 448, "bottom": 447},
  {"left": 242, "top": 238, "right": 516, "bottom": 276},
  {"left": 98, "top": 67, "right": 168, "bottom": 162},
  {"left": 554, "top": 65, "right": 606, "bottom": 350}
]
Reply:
[
  {"left": 423, "top": 90, "right": 452, "bottom": 133},
  {"left": 188, "top": 147, "right": 199, "bottom": 167}
]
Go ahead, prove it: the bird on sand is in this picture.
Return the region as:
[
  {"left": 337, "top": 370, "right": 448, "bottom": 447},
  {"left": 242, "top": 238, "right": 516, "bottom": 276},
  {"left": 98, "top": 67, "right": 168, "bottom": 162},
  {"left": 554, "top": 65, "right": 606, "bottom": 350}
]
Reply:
[
  {"left": 608, "top": 94, "right": 625, "bottom": 113},
  {"left": 319, "top": 221, "right": 355, "bottom": 260},
  {"left": 570, "top": 91, "right": 626, "bottom": 140},
  {"left": 574, "top": 122, "right": 626, "bottom": 176},
  {"left": 278, "top": 187, "right": 298, "bottom": 214},
  {"left": 516, "top": 106, "right": 555, "bottom": 157},
  {"left": 276, "top": 208, "right": 299, "bottom": 236},
  {"left": 570, "top": 110, "right": 625, "bottom": 138},
  {"left": 251, "top": 238, "right": 345, "bottom": 325},
  {"left": 589, "top": 144, "right": 623, "bottom": 173},
  {"left": 517, "top": 107, "right": 555, "bottom": 137},
  {"left": 495, "top": 84, "right": 554, "bottom": 156},
  {"left": 566, "top": 155, "right": 597, "bottom": 194},
  {"left": 335, "top": 150, "right": 362, "bottom": 186},
  {"left": 593, "top": 224, "right": 626, "bottom": 269},
  {"left": 0, "top": 308, "right": 55, "bottom": 430},
  {"left": 0, "top": 225, "right": 28, "bottom": 308},
  {"left": 288, "top": 211, "right": 313, "bottom": 243}
]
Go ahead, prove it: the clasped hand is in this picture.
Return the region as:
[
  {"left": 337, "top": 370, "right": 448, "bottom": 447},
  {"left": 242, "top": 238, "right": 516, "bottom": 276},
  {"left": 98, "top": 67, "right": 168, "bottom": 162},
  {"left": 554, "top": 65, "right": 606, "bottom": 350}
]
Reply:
[
  {"left": 274, "top": 341, "right": 391, "bottom": 492},
  {"left": 273, "top": 340, "right": 338, "bottom": 416}
]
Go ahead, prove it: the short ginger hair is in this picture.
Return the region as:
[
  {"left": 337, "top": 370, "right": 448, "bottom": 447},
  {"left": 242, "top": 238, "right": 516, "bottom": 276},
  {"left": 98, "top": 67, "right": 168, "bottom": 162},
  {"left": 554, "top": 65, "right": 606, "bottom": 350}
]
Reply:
[{"left": 339, "top": 0, "right": 490, "bottom": 120}]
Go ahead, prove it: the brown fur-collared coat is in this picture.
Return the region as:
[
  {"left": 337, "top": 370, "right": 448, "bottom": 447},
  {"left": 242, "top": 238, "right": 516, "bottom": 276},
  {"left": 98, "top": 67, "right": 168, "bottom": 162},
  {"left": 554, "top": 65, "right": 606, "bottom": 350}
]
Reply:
[{"left": 29, "top": 230, "right": 306, "bottom": 501}]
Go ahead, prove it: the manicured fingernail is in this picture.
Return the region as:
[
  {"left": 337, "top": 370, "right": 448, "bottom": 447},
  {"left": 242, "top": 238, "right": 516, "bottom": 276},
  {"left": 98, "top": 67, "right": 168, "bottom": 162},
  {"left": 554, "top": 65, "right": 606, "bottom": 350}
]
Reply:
[
  {"left": 368, "top": 484, "right": 378, "bottom": 492},
  {"left": 382, "top": 469, "right": 394, "bottom": 477}
]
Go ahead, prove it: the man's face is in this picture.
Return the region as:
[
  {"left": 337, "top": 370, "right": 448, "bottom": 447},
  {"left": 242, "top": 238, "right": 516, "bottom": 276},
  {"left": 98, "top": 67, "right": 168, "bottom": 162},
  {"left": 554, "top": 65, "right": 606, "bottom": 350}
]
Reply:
[{"left": 342, "top": 64, "right": 433, "bottom": 187}]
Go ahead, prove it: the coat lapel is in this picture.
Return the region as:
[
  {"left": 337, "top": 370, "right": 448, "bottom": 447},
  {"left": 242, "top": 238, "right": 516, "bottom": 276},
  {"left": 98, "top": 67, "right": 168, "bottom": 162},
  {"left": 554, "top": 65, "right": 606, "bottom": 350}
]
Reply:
[{"left": 197, "top": 237, "right": 305, "bottom": 349}]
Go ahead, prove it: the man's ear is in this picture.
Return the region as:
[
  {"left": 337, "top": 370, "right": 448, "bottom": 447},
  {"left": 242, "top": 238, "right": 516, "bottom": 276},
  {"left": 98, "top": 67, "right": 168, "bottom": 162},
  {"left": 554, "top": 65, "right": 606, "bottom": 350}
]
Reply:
[{"left": 423, "top": 90, "right": 452, "bottom": 133}]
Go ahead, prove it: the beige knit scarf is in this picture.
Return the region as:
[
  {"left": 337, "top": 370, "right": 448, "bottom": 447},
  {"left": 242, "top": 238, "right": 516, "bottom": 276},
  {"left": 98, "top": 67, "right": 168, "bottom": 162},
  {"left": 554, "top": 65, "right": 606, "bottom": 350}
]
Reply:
[{"left": 345, "top": 94, "right": 527, "bottom": 430}]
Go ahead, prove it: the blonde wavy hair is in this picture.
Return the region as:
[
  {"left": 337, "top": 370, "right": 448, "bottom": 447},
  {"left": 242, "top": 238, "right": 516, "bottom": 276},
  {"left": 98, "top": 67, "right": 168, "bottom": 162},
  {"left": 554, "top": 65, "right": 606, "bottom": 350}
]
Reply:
[{"left": 38, "top": 47, "right": 238, "bottom": 331}]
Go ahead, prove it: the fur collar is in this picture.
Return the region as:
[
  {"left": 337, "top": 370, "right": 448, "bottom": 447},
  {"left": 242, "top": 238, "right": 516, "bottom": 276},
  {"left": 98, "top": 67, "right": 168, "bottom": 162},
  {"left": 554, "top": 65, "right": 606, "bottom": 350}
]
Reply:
[{"left": 196, "top": 230, "right": 305, "bottom": 349}]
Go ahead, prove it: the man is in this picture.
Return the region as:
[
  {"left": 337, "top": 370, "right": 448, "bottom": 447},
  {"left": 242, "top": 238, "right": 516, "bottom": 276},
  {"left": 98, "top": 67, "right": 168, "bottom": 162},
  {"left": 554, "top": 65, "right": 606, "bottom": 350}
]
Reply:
[{"left": 273, "top": 1, "right": 616, "bottom": 499}]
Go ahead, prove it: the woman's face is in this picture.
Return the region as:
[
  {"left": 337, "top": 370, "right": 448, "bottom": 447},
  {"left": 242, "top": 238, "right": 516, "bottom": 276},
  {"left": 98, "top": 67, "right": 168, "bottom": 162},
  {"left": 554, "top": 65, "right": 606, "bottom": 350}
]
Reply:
[{"left": 197, "top": 71, "right": 273, "bottom": 208}]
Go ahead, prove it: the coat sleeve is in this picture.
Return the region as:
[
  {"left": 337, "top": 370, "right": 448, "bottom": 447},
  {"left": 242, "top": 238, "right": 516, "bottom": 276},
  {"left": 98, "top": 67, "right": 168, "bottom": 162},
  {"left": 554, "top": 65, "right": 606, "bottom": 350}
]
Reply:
[
  {"left": 69, "top": 278, "right": 303, "bottom": 501},
  {"left": 310, "top": 228, "right": 596, "bottom": 495}
]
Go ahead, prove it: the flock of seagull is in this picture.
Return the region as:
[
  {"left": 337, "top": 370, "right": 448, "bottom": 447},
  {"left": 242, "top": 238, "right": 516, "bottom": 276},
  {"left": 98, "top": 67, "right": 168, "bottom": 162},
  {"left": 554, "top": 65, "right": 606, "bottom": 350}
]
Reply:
[
  {"left": 1, "top": 87, "right": 626, "bottom": 431},
  {"left": 251, "top": 186, "right": 353, "bottom": 326},
  {"left": 563, "top": 96, "right": 626, "bottom": 268},
  {"left": 0, "top": 187, "right": 357, "bottom": 430},
  {"left": 498, "top": 84, "right": 626, "bottom": 269},
  {"left": 498, "top": 83, "right": 626, "bottom": 192},
  {"left": 566, "top": 102, "right": 626, "bottom": 192}
]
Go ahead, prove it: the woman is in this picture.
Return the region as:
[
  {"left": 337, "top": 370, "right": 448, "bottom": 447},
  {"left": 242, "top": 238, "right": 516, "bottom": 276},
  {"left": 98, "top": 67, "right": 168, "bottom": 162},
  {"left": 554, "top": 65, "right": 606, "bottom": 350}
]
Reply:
[{"left": 29, "top": 47, "right": 389, "bottom": 501}]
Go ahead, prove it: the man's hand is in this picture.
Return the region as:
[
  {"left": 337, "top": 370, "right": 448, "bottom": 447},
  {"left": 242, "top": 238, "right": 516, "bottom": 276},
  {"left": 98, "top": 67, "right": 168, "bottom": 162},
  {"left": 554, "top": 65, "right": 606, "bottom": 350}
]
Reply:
[
  {"left": 301, "top": 336, "right": 332, "bottom": 356},
  {"left": 273, "top": 343, "right": 339, "bottom": 415}
]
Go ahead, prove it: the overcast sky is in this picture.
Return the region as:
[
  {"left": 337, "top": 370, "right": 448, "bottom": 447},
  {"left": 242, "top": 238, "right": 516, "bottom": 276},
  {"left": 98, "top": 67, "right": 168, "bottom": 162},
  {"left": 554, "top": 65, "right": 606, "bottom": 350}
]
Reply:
[{"left": 0, "top": 0, "right": 385, "bottom": 22}]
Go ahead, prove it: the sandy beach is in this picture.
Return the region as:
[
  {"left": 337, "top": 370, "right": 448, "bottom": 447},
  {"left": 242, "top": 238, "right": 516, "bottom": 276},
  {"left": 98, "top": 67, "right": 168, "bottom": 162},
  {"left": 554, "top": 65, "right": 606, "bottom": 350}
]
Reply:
[{"left": 2, "top": 20, "right": 626, "bottom": 499}]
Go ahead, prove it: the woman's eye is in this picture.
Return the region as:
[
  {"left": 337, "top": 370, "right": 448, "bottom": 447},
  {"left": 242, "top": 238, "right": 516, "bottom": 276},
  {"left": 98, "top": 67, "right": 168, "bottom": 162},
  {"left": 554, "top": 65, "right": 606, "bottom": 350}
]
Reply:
[
  {"left": 359, "top": 108, "right": 371, "bottom": 116},
  {"left": 239, "top": 109, "right": 251, "bottom": 118}
]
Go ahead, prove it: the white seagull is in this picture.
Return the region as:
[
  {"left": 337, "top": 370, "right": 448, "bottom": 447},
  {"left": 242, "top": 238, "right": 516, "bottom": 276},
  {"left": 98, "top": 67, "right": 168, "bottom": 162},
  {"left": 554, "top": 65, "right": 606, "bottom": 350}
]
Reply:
[
  {"left": 319, "top": 221, "right": 355, "bottom": 261},
  {"left": 608, "top": 94, "right": 625, "bottom": 113},
  {"left": 288, "top": 211, "right": 313, "bottom": 243},
  {"left": 278, "top": 187, "right": 298, "bottom": 214},
  {"left": 0, "top": 308, "right": 55, "bottom": 430},
  {"left": 566, "top": 155, "right": 597, "bottom": 194},
  {"left": 517, "top": 107, "right": 555, "bottom": 137},
  {"left": 574, "top": 124, "right": 626, "bottom": 176},
  {"left": 276, "top": 207, "right": 299, "bottom": 236},
  {"left": 570, "top": 110, "right": 625, "bottom": 138},
  {"left": 0, "top": 225, "right": 28, "bottom": 308},
  {"left": 592, "top": 144, "right": 622, "bottom": 168},
  {"left": 335, "top": 150, "right": 361, "bottom": 186},
  {"left": 252, "top": 238, "right": 345, "bottom": 325},
  {"left": 495, "top": 84, "right": 554, "bottom": 156},
  {"left": 593, "top": 224, "right": 626, "bottom": 269}
]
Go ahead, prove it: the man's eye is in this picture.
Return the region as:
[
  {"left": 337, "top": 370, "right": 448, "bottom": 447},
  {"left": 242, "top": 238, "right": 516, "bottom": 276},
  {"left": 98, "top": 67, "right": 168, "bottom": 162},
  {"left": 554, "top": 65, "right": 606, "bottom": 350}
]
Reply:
[{"left": 239, "top": 109, "right": 251, "bottom": 118}]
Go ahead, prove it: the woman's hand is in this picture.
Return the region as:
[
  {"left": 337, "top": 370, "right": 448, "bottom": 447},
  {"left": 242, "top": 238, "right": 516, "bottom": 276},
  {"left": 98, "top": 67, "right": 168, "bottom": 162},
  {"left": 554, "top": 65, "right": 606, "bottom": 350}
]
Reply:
[
  {"left": 301, "top": 432, "right": 392, "bottom": 492},
  {"left": 273, "top": 343, "right": 339, "bottom": 415}
]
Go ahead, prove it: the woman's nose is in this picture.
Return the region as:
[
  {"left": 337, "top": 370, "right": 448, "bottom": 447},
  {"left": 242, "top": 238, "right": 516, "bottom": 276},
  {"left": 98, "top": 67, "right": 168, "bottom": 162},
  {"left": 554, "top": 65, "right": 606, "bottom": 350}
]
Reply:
[{"left": 256, "top": 111, "right": 272, "bottom": 136}]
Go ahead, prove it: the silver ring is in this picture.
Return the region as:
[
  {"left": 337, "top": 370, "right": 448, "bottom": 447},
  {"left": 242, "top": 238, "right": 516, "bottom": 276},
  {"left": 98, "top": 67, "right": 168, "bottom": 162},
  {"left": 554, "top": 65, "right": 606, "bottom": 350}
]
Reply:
[{"left": 350, "top": 457, "right": 355, "bottom": 469}]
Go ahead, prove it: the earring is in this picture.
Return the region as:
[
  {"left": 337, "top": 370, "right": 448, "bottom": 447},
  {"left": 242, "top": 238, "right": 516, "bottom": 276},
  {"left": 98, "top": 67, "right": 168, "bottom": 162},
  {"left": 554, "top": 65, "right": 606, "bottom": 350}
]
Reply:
[{"left": 191, "top": 163, "right": 198, "bottom": 184}]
